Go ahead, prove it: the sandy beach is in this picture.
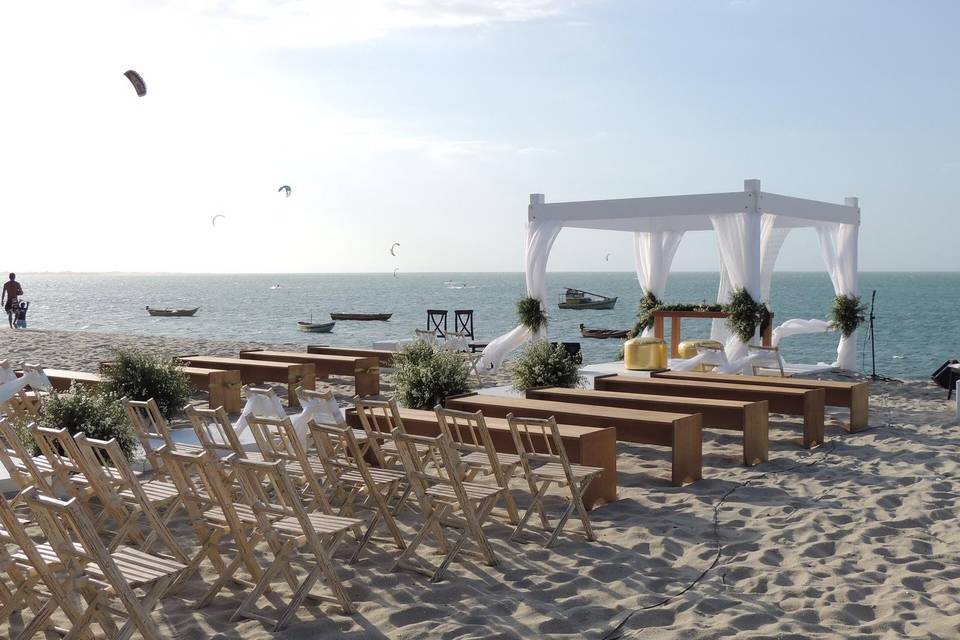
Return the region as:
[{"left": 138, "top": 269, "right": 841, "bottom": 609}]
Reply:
[{"left": 2, "top": 329, "right": 959, "bottom": 638}]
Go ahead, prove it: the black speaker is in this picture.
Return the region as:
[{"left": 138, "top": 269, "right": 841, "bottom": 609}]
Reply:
[{"left": 931, "top": 359, "right": 960, "bottom": 398}]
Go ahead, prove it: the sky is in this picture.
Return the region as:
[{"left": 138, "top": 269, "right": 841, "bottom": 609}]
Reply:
[{"left": 1, "top": 0, "right": 958, "bottom": 274}]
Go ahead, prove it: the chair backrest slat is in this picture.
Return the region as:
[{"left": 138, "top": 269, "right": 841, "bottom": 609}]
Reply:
[
  {"left": 354, "top": 396, "right": 406, "bottom": 467},
  {"left": 188, "top": 405, "right": 247, "bottom": 458},
  {"left": 505, "top": 413, "right": 571, "bottom": 471}
]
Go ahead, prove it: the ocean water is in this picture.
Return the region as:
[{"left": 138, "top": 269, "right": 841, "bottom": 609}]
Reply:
[{"left": 11, "top": 272, "right": 960, "bottom": 379}]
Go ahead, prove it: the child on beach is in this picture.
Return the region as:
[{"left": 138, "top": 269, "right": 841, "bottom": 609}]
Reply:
[{"left": 15, "top": 301, "right": 28, "bottom": 329}]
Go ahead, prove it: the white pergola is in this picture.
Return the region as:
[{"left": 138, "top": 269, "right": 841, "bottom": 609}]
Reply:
[{"left": 480, "top": 179, "right": 861, "bottom": 372}]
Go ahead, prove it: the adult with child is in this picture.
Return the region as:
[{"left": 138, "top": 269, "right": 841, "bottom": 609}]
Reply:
[{"left": 2, "top": 273, "right": 23, "bottom": 329}]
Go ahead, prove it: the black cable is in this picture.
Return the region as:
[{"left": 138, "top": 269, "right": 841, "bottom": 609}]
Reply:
[{"left": 601, "top": 443, "right": 837, "bottom": 640}]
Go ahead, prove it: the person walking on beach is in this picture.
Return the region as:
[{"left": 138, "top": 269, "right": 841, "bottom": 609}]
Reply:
[{"left": 2, "top": 273, "right": 23, "bottom": 329}]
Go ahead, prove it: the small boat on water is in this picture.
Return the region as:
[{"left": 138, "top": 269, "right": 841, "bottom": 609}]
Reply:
[
  {"left": 558, "top": 288, "right": 617, "bottom": 310},
  {"left": 330, "top": 312, "right": 393, "bottom": 321},
  {"left": 297, "top": 320, "right": 335, "bottom": 333},
  {"left": 580, "top": 324, "right": 629, "bottom": 339},
  {"left": 146, "top": 306, "right": 199, "bottom": 317}
]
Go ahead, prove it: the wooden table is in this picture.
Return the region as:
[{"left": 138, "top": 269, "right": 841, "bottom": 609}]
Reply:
[
  {"left": 526, "top": 386, "right": 768, "bottom": 466},
  {"left": 239, "top": 350, "right": 379, "bottom": 396},
  {"left": 653, "top": 370, "right": 869, "bottom": 432},
  {"left": 445, "top": 393, "right": 702, "bottom": 487},
  {"left": 344, "top": 406, "right": 617, "bottom": 510},
  {"left": 306, "top": 345, "right": 394, "bottom": 368},
  {"left": 177, "top": 355, "right": 315, "bottom": 407},
  {"left": 595, "top": 374, "right": 825, "bottom": 449},
  {"left": 652, "top": 310, "right": 773, "bottom": 358}
]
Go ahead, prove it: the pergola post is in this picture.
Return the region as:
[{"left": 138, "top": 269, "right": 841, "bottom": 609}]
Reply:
[{"left": 743, "top": 178, "right": 763, "bottom": 298}]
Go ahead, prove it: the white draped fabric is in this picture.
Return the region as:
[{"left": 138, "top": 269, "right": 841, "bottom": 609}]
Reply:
[
  {"left": 771, "top": 318, "right": 832, "bottom": 346},
  {"left": 234, "top": 390, "right": 346, "bottom": 447},
  {"left": 816, "top": 222, "right": 860, "bottom": 369},
  {"left": 760, "top": 214, "right": 791, "bottom": 303},
  {"left": 633, "top": 230, "right": 684, "bottom": 336},
  {"left": 478, "top": 219, "right": 561, "bottom": 371},
  {"left": 0, "top": 370, "right": 52, "bottom": 404},
  {"left": 710, "top": 212, "right": 762, "bottom": 360}
]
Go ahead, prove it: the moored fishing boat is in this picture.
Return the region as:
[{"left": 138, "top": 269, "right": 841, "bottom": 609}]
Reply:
[
  {"left": 146, "top": 306, "right": 199, "bottom": 317},
  {"left": 579, "top": 324, "right": 629, "bottom": 339},
  {"left": 330, "top": 313, "right": 392, "bottom": 321},
  {"left": 558, "top": 288, "right": 617, "bottom": 310},
  {"left": 297, "top": 320, "right": 335, "bottom": 333}
]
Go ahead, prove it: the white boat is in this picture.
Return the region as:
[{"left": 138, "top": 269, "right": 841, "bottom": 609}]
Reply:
[{"left": 297, "top": 320, "right": 335, "bottom": 333}]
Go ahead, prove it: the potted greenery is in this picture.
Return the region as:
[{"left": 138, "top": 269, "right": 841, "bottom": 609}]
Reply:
[
  {"left": 512, "top": 340, "right": 583, "bottom": 392},
  {"left": 101, "top": 347, "right": 192, "bottom": 421},
  {"left": 392, "top": 341, "right": 470, "bottom": 409},
  {"left": 40, "top": 384, "right": 137, "bottom": 459}
]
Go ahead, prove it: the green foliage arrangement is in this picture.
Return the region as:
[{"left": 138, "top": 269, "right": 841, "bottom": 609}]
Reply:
[
  {"left": 516, "top": 296, "right": 548, "bottom": 334},
  {"left": 101, "top": 348, "right": 191, "bottom": 421},
  {"left": 512, "top": 340, "right": 583, "bottom": 392},
  {"left": 830, "top": 294, "right": 866, "bottom": 337},
  {"left": 392, "top": 341, "right": 470, "bottom": 410},
  {"left": 723, "top": 287, "right": 771, "bottom": 343},
  {"left": 39, "top": 384, "right": 136, "bottom": 459},
  {"left": 628, "top": 292, "right": 724, "bottom": 339}
]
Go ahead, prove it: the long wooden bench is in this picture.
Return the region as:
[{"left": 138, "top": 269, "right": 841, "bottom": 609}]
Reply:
[
  {"left": 527, "top": 386, "right": 768, "bottom": 466},
  {"left": 101, "top": 363, "right": 242, "bottom": 413},
  {"left": 306, "top": 345, "right": 394, "bottom": 368},
  {"left": 653, "top": 370, "right": 869, "bottom": 432},
  {"left": 446, "top": 393, "right": 702, "bottom": 487},
  {"left": 239, "top": 350, "right": 379, "bottom": 396},
  {"left": 595, "top": 374, "right": 825, "bottom": 449},
  {"left": 41, "top": 369, "right": 102, "bottom": 392},
  {"left": 344, "top": 406, "right": 617, "bottom": 510},
  {"left": 177, "top": 355, "right": 315, "bottom": 408}
]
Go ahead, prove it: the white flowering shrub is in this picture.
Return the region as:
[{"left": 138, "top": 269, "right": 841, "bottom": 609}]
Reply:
[{"left": 511, "top": 340, "right": 583, "bottom": 392}]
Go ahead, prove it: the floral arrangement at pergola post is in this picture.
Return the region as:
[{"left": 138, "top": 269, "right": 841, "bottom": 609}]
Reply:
[{"left": 479, "top": 179, "right": 861, "bottom": 372}]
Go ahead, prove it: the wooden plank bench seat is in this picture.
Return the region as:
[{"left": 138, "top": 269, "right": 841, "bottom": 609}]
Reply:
[
  {"left": 653, "top": 370, "right": 869, "bottom": 432},
  {"left": 239, "top": 350, "right": 379, "bottom": 396},
  {"left": 306, "top": 345, "right": 394, "bottom": 368},
  {"left": 344, "top": 406, "right": 617, "bottom": 510},
  {"left": 595, "top": 374, "right": 825, "bottom": 449},
  {"left": 101, "top": 363, "right": 242, "bottom": 413},
  {"left": 177, "top": 355, "right": 315, "bottom": 408},
  {"left": 527, "top": 386, "right": 768, "bottom": 466},
  {"left": 39, "top": 369, "right": 102, "bottom": 392},
  {"left": 445, "top": 393, "right": 702, "bottom": 487}
]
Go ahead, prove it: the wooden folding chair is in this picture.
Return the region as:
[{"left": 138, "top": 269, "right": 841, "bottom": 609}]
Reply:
[
  {"left": 187, "top": 404, "right": 265, "bottom": 461},
  {"left": 505, "top": 414, "right": 604, "bottom": 548},
  {"left": 22, "top": 486, "right": 185, "bottom": 640},
  {"left": 390, "top": 431, "right": 503, "bottom": 582},
  {"left": 434, "top": 406, "right": 520, "bottom": 524},
  {"left": 0, "top": 489, "right": 91, "bottom": 639},
  {"left": 73, "top": 434, "right": 190, "bottom": 565},
  {"left": 18, "top": 363, "right": 53, "bottom": 412},
  {"left": 308, "top": 420, "right": 408, "bottom": 561},
  {"left": 230, "top": 457, "right": 362, "bottom": 630},
  {"left": 747, "top": 344, "right": 787, "bottom": 376},
  {"left": 354, "top": 396, "right": 425, "bottom": 470},
  {"left": 0, "top": 361, "right": 41, "bottom": 421},
  {"left": 0, "top": 418, "right": 55, "bottom": 492},
  {"left": 158, "top": 448, "right": 266, "bottom": 608},
  {"left": 244, "top": 414, "right": 336, "bottom": 515},
  {"left": 122, "top": 397, "right": 202, "bottom": 479}
]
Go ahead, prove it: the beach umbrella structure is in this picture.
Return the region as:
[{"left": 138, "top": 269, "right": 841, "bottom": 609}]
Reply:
[{"left": 479, "top": 179, "right": 862, "bottom": 372}]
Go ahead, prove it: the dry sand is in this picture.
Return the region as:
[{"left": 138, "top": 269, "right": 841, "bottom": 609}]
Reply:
[{"left": 2, "top": 328, "right": 959, "bottom": 639}]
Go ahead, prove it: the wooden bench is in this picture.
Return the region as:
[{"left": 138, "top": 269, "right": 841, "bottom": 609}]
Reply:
[
  {"left": 595, "top": 374, "right": 825, "bottom": 449},
  {"left": 344, "top": 406, "right": 617, "bottom": 510},
  {"left": 306, "top": 345, "right": 394, "bottom": 368},
  {"left": 101, "top": 363, "right": 242, "bottom": 413},
  {"left": 40, "top": 369, "right": 102, "bottom": 392},
  {"left": 239, "top": 350, "right": 379, "bottom": 396},
  {"left": 527, "top": 386, "right": 768, "bottom": 466},
  {"left": 446, "top": 393, "right": 702, "bottom": 487},
  {"left": 177, "top": 355, "right": 315, "bottom": 408},
  {"left": 653, "top": 370, "right": 869, "bottom": 432}
]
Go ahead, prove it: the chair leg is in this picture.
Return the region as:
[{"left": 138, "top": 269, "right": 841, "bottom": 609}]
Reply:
[
  {"left": 511, "top": 481, "right": 549, "bottom": 543},
  {"left": 573, "top": 477, "right": 597, "bottom": 542}
]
